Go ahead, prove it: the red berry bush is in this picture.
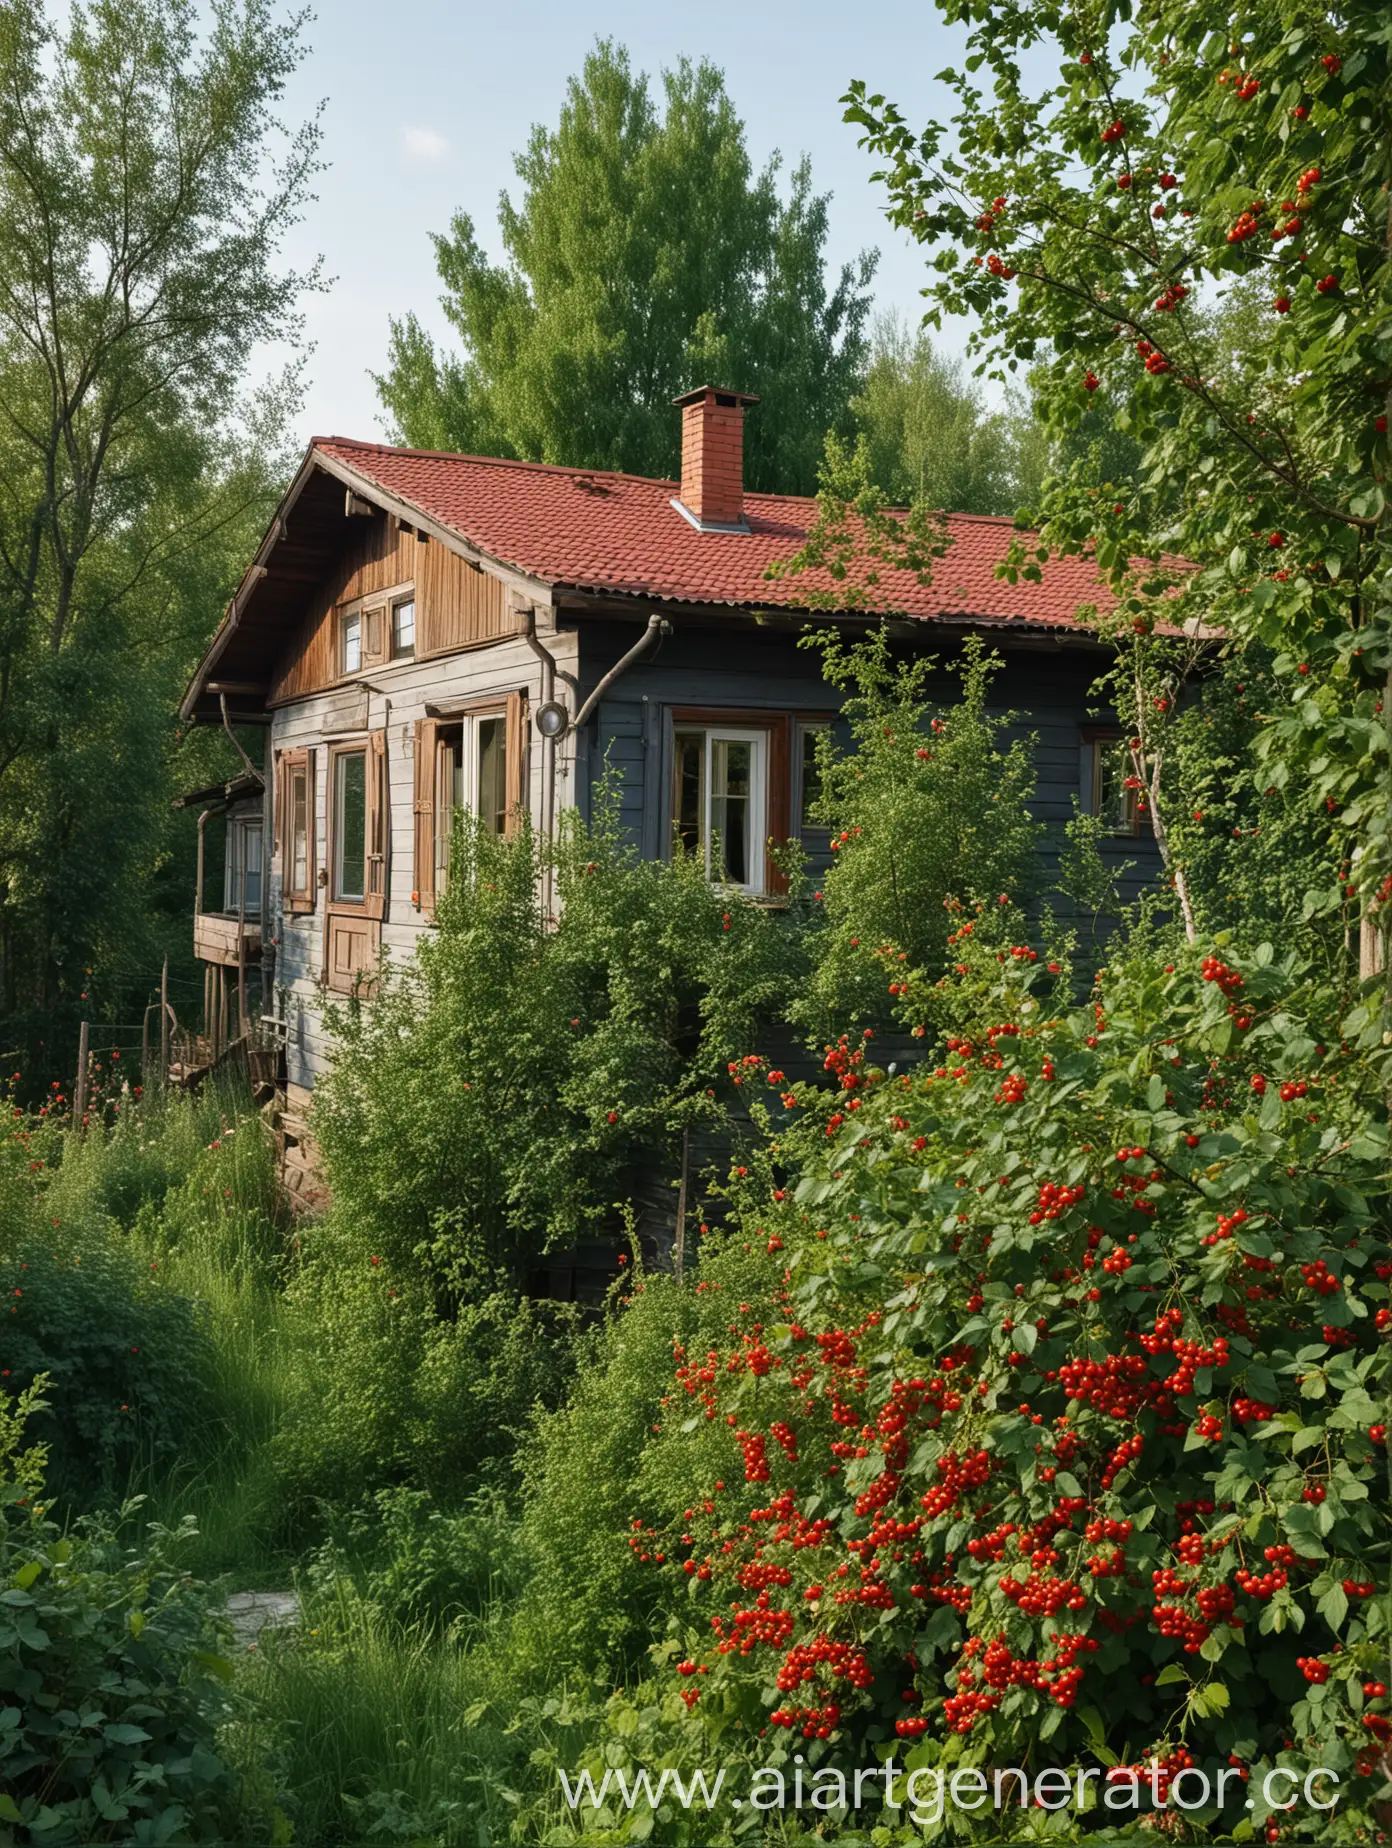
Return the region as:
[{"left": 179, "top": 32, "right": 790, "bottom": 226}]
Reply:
[{"left": 618, "top": 932, "right": 1391, "bottom": 1838}]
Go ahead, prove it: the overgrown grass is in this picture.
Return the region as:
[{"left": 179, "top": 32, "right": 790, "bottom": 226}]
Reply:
[
  {"left": 228, "top": 1599, "right": 534, "bottom": 1846},
  {"left": 2, "top": 1078, "right": 304, "bottom": 1577},
  {"left": 0, "top": 1075, "right": 627, "bottom": 1842}
]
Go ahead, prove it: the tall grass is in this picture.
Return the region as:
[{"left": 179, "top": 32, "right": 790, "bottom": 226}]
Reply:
[
  {"left": 8, "top": 1079, "right": 305, "bottom": 1578},
  {"left": 226, "top": 1577, "right": 609, "bottom": 1848},
  {"left": 2, "top": 1075, "right": 623, "bottom": 1842}
]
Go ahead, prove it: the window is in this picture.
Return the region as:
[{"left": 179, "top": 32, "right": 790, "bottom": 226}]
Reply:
[
  {"left": 278, "top": 748, "right": 316, "bottom": 913},
  {"left": 476, "top": 715, "right": 506, "bottom": 836},
  {"left": 333, "top": 749, "right": 367, "bottom": 900},
  {"left": 223, "top": 816, "right": 263, "bottom": 917},
  {"left": 433, "top": 714, "right": 509, "bottom": 891},
  {"left": 671, "top": 726, "right": 768, "bottom": 893},
  {"left": 391, "top": 597, "right": 416, "bottom": 660},
  {"left": 342, "top": 609, "right": 361, "bottom": 675},
  {"left": 290, "top": 768, "right": 309, "bottom": 893},
  {"left": 1087, "top": 733, "right": 1140, "bottom": 835},
  {"left": 797, "top": 723, "right": 830, "bottom": 836},
  {"left": 413, "top": 697, "right": 526, "bottom": 915}
]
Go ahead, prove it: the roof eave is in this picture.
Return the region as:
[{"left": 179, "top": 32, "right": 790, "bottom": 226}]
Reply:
[
  {"left": 180, "top": 443, "right": 325, "bottom": 723},
  {"left": 549, "top": 583, "right": 1125, "bottom": 643},
  {"left": 181, "top": 444, "right": 561, "bottom": 724}
]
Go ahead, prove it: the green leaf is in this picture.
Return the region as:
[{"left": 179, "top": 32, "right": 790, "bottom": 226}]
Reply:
[
  {"left": 1317, "top": 1582, "right": 1348, "bottom": 1630},
  {"left": 0, "top": 1794, "right": 22, "bottom": 1824},
  {"left": 1156, "top": 1663, "right": 1187, "bottom": 1686},
  {"left": 102, "top": 1723, "right": 153, "bottom": 1745}
]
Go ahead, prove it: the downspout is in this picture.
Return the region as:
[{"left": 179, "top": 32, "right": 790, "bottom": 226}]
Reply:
[
  {"left": 521, "top": 609, "right": 560, "bottom": 923},
  {"left": 572, "top": 613, "right": 670, "bottom": 731}
]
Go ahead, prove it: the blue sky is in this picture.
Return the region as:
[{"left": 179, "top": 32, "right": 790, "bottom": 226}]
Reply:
[{"left": 270, "top": 0, "right": 986, "bottom": 445}]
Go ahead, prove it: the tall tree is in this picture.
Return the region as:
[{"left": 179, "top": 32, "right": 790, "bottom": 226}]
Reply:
[
  {"left": 375, "top": 41, "right": 876, "bottom": 493},
  {"left": 849, "top": 312, "right": 1033, "bottom": 513},
  {"left": 0, "top": 0, "right": 320, "bottom": 1055}
]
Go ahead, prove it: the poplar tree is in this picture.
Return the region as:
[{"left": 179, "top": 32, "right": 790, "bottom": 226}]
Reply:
[{"left": 376, "top": 41, "right": 876, "bottom": 494}]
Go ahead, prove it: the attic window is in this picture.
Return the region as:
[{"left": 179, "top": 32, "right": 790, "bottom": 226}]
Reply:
[
  {"left": 342, "top": 609, "right": 362, "bottom": 675},
  {"left": 391, "top": 597, "right": 415, "bottom": 660}
]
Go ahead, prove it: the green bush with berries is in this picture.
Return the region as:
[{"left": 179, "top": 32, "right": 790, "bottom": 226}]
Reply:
[{"left": 547, "top": 921, "right": 1390, "bottom": 1842}]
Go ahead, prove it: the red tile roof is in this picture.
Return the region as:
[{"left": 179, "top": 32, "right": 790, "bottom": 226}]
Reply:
[{"left": 315, "top": 436, "right": 1119, "bottom": 633}]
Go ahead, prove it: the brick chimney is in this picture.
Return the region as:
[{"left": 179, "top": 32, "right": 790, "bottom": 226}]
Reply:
[{"left": 672, "top": 385, "right": 759, "bottom": 531}]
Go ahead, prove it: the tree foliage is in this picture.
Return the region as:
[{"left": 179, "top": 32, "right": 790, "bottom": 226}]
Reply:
[
  {"left": 793, "top": 630, "right": 1043, "bottom": 1038},
  {"left": 842, "top": 0, "right": 1392, "bottom": 972},
  {"left": 850, "top": 314, "right": 1035, "bottom": 515},
  {"left": 0, "top": 0, "right": 319, "bottom": 1053},
  {"left": 375, "top": 40, "right": 876, "bottom": 493}
]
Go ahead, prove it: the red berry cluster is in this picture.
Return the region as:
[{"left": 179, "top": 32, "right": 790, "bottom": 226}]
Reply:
[{"left": 1301, "top": 1259, "right": 1340, "bottom": 1296}]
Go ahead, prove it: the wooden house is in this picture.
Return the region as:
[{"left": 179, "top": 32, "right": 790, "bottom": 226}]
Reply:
[{"left": 179, "top": 385, "right": 1159, "bottom": 1145}]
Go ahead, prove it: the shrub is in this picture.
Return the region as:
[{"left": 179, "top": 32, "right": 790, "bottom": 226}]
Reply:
[
  {"left": 0, "top": 1384, "right": 245, "bottom": 1846},
  {"left": 0, "top": 1227, "right": 216, "bottom": 1505},
  {"left": 794, "top": 629, "right": 1041, "bottom": 1039},
  {"left": 306, "top": 1484, "right": 523, "bottom": 1635},
  {"left": 597, "top": 931, "right": 1391, "bottom": 1840},
  {"left": 273, "top": 1210, "right": 586, "bottom": 1514},
  {"left": 312, "top": 788, "right": 807, "bottom": 1298}
]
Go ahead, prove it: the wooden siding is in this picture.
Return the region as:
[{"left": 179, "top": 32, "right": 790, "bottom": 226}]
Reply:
[
  {"left": 267, "top": 627, "right": 580, "bottom": 1092},
  {"left": 416, "top": 538, "right": 513, "bottom": 659},
  {"left": 269, "top": 512, "right": 512, "bottom": 704}
]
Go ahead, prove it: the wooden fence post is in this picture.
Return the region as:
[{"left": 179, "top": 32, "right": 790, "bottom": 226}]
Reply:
[
  {"left": 160, "top": 958, "right": 169, "bottom": 1083},
  {"left": 73, "top": 1019, "right": 89, "bottom": 1130}
]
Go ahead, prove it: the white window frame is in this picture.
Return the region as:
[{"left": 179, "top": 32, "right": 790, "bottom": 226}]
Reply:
[
  {"left": 434, "top": 711, "right": 508, "bottom": 891},
  {"left": 222, "top": 815, "right": 263, "bottom": 917},
  {"left": 341, "top": 608, "right": 362, "bottom": 675},
  {"left": 672, "top": 725, "right": 769, "bottom": 896},
  {"left": 391, "top": 595, "right": 416, "bottom": 660}
]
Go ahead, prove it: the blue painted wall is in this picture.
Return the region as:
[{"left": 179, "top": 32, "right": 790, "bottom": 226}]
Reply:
[{"left": 570, "top": 617, "right": 1162, "bottom": 929}]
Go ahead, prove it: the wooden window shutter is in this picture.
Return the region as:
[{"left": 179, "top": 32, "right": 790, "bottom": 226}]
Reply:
[
  {"left": 365, "top": 729, "right": 388, "bottom": 919},
  {"left": 273, "top": 750, "right": 287, "bottom": 869},
  {"left": 303, "top": 748, "right": 317, "bottom": 910},
  {"left": 504, "top": 691, "right": 527, "bottom": 837},
  {"left": 413, "top": 718, "right": 438, "bottom": 914},
  {"left": 363, "top": 603, "right": 387, "bottom": 666}
]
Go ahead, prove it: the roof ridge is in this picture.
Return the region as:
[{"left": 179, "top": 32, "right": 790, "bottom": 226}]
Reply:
[
  {"left": 314, "top": 437, "right": 1036, "bottom": 532},
  {"left": 315, "top": 436, "right": 683, "bottom": 493}
]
